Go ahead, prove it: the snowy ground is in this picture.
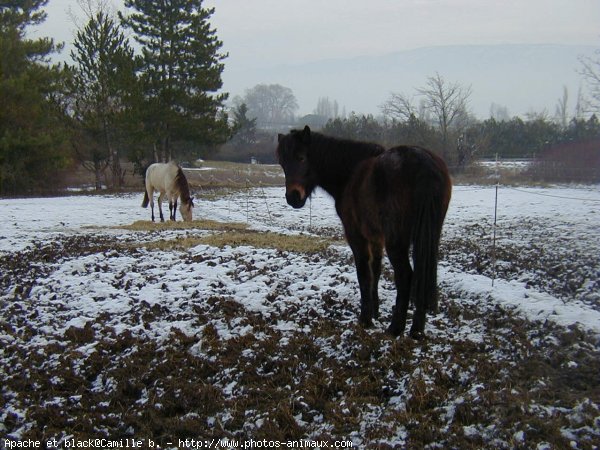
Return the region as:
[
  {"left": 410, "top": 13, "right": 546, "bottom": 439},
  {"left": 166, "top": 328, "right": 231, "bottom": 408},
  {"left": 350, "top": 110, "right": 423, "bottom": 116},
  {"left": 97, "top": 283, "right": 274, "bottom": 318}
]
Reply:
[{"left": 1, "top": 184, "right": 599, "bottom": 448}]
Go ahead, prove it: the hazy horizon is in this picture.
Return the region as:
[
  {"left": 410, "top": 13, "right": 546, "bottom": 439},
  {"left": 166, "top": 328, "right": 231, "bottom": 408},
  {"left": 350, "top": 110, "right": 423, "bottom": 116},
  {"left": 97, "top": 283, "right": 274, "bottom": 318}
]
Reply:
[{"left": 31, "top": 0, "right": 600, "bottom": 119}]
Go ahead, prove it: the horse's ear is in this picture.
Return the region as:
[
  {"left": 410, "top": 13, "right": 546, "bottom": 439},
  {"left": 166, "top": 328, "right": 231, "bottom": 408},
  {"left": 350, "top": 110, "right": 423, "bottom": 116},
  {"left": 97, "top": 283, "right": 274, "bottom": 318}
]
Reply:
[
  {"left": 302, "top": 125, "right": 311, "bottom": 144},
  {"left": 278, "top": 133, "right": 284, "bottom": 143}
]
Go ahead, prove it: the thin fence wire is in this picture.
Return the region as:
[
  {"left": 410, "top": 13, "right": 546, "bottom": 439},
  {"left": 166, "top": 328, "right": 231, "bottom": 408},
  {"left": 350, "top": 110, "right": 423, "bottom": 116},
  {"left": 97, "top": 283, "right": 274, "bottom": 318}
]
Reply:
[
  {"left": 485, "top": 156, "right": 599, "bottom": 287},
  {"left": 452, "top": 185, "right": 600, "bottom": 202},
  {"left": 259, "top": 182, "right": 273, "bottom": 223},
  {"left": 506, "top": 187, "right": 600, "bottom": 202}
]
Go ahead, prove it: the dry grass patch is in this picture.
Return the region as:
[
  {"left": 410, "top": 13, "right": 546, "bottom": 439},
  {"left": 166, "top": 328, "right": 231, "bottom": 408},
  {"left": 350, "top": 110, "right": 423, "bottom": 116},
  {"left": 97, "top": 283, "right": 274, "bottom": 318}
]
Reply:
[
  {"left": 198, "top": 230, "right": 333, "bottom": 254},
  {"left": 118, "top": 218, "right": 334, "bottom": 254},
  {"left": 119, "top": 219, "right": 248, "bottom": 232}
]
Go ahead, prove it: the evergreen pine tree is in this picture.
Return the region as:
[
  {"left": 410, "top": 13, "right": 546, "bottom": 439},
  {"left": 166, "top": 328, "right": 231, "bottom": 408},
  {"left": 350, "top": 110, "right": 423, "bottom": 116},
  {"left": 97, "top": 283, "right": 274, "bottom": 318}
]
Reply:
[
  {"left": 231, "top": 103, "right": 257, "bottom": 150},
  {"left": 120, "top": 0, "right": 229, "bottom": 163},
  {"left": 68, "top": 8, "right": 137, "bottom": 189},
  {"left": 0, "top": 1, "right": 68, "bottom": 194}
]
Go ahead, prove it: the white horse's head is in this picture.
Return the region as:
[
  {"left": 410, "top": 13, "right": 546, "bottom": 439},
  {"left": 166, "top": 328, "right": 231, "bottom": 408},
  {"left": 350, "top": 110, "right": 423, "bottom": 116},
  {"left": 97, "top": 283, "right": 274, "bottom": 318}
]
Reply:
[{"left": 180, "top": 198, "right": 194, "bottom": 222}]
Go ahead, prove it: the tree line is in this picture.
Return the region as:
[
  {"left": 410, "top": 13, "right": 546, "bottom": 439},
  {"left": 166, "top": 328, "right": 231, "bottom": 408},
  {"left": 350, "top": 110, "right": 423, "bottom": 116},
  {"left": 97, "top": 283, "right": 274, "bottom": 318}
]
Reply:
[
  {"left": 227, "top": 74, "right": 600, "bottom": 170},
  {"left": 327, "top": 72, "right": 600, "bottom": 169},
  {"left": 322, "top": 111, "right": 600, "bottom": 169},
  {"left": 1, "top": 0, "right": 229, "bottom": 194}
]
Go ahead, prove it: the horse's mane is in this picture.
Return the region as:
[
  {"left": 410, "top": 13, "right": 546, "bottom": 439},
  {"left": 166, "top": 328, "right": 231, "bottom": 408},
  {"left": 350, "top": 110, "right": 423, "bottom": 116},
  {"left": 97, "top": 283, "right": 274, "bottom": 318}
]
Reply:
[
  {"left": 309, "top": 132, "right": 384, "bottom": 161},
  {"left": 174, "top": 167, "right": 192, "bottom": 203},
  {"left": 306, "top": 131, "right": 385, "bottom": 184}
]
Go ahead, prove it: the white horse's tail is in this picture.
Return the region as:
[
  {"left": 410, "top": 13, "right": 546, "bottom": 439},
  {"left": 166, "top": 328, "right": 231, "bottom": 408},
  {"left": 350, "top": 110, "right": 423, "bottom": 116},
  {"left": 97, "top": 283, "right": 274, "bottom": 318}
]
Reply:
[{"left": 142, "top": 189, "right": 150, "bottom": 208}]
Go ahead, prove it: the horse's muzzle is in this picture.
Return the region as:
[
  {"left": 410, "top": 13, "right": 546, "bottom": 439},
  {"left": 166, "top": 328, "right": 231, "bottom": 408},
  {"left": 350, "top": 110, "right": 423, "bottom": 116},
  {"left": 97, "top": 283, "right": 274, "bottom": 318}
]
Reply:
[{"left": 286, "top": 188, "right": 306, "bottom": 209}]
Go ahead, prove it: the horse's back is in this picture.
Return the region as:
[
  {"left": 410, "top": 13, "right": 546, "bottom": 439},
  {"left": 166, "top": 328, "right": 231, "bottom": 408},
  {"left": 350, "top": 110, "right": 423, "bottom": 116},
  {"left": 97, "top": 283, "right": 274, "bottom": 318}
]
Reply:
[
  {"left": 341, "top": 146, "right": 451, "bottom": 242},
  {"left": 146, "top": 162, "right": 179, "bottom": 193},
  {"left": 379, "top": 145, "right": 446, "bottom": 178},
  {"left": 375, "top": 146, "right": 450, "bottom": 203}
]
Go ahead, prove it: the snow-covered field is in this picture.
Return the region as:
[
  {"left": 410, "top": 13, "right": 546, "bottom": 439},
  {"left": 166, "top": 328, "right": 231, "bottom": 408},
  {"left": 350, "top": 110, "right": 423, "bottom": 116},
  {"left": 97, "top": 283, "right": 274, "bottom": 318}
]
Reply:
[{"left": 1, "top": 185, "right": 599, "bottom": 448}]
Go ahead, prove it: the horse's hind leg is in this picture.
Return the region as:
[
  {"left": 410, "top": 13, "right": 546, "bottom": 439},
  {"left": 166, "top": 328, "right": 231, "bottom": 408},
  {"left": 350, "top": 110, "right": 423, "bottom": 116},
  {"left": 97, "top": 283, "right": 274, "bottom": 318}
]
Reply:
[
  {"left": 371, "top": 243, "right": 383, "bottom": 319},
  {"left": 158, "top": 193, "right": 165, "bottom": 222},
  {"left": 349, "top": 234, "right": 378, "bottom": 327},
  {"left": 148, "top": 189, "right": 155, "bottom": 222},
  {"left": 410, "top": 292, "right": 427, "bottom": 340},
  {"left": 386, "top": 242, "right": 412, "bottom": 336}
]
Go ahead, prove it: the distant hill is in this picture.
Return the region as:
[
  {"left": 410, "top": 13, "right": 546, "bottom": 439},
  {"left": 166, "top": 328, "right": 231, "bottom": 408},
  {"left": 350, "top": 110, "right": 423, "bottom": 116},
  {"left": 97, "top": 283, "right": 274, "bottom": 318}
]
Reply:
[{"left": 222, "top": 44, "right": 598, "bottom": 119}]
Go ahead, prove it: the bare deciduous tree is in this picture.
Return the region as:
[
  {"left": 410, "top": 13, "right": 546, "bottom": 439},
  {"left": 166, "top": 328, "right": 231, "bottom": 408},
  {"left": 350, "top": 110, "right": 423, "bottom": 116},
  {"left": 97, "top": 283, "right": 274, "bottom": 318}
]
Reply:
[
  {"left": 314, "top": 97, "right": 339, "bottom": 120},
  {"left": 243, "top": 84, "right": 298, "bottom": 128},
  {"left": 490, "top": 102, "right": 510, "bottom": 121},
  {"left": 555, "top": 86, "right": 569, "bottom": 129},
  {"left": 380, "top": 92, "right": 417, "bottom": 122},
  {"left": 417, "top": 72, "right": 472, "bottom": 161},
  {"left": 579, "top": 49, "right": 600, "bottom": 114},
  {"left": 575, "top": 86, "right": 586, "bottom": 120},
  {"left": 381, "top": 73, "right": 472, "bottom": 162}
]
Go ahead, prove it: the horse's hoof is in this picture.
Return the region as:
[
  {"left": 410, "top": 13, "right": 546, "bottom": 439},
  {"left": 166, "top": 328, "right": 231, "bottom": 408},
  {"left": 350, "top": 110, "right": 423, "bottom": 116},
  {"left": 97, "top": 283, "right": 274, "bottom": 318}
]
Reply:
[
  {"left": 409, "top": 329, "right": 425, "bottom": 340},
  {"left": 387, "top": 313, "right": 406, "bottom": 337},
  {"left": 359, "top": 315, "right": 374, "bottom": 329},
  {"left": 386, "top": 323, "right": 405, "bottom": 337}
]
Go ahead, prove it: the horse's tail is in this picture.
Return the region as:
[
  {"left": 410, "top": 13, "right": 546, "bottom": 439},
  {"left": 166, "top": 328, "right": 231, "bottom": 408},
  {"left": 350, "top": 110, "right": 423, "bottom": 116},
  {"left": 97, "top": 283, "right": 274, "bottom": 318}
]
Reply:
[
  {"left": 142, "top": 189, "right": 150, "bottom": 208},
  {"left": 411, "top": 195, "right": 445, "bottom": 313}
]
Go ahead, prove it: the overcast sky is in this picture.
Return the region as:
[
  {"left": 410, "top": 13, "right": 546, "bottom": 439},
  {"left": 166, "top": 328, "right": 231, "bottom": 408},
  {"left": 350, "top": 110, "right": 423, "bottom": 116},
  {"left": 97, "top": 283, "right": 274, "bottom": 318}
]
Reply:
[
  {"left": 35, "top": 0, "right": 600, "bottom": 116},
  {"left": 207, "top": 0, "right": 599, "bottom": 70},
  {"left": 38, "top": 0, "right": 599, "bottom": 66}
]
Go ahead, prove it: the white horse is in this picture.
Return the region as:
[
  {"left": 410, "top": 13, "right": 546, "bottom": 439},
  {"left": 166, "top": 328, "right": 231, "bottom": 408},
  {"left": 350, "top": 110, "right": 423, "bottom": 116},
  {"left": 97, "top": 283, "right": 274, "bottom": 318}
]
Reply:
[{"left": 142, "top": 162, "right": 194, "bottom": 222}]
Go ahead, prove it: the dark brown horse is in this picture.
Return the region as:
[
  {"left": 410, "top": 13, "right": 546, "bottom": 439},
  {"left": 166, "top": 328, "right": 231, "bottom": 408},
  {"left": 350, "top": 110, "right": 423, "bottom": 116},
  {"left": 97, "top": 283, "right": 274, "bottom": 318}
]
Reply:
[{"left": 277, "top": 126, "right": 452, "bottom": 338}]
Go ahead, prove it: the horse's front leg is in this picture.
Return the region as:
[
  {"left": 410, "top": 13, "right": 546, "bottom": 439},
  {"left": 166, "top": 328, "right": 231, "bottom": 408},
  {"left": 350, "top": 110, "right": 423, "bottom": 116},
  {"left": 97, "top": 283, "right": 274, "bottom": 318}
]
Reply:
[{"left": 172, "top": 198, "right": 178, "bottom": 221}]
